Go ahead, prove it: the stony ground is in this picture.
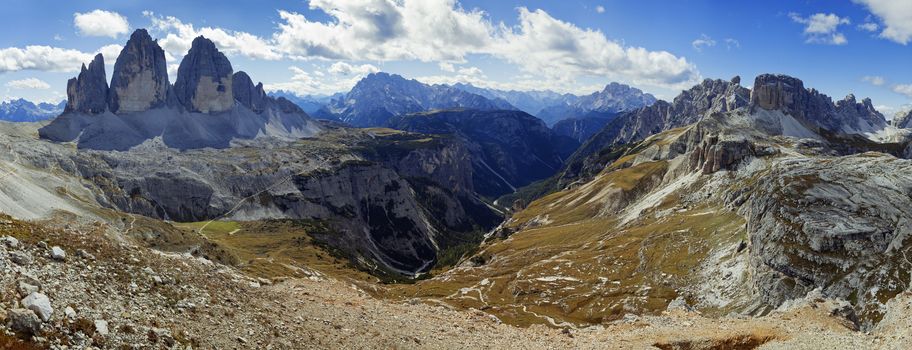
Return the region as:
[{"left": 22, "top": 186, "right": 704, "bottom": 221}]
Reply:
[{"left": 1, "top": 213, "right": 911, "bottom": 349}]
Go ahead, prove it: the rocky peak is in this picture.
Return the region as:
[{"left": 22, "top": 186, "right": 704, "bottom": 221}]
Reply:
[
  {"left": 232, "top": 71, "right": 267, "bottom": 113},
  {"left": 108, "top": 29, "right": 170, "bottom": 114},
  {"left": 65, "top": 54, "right": 108, "bottom": 114},
  {"left": 173, "top": 36, "right": 234, "bottom": 114},
  {"left": 673, "top": 77, "right": 750, "bottom": 116},
  {"left": 751, "top": 74, "right": 886, "bottom": 132}
]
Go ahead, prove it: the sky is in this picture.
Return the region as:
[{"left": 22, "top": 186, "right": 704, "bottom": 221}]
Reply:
[{"left": 0, "top": 0, "right": 910, "bottom": 115}]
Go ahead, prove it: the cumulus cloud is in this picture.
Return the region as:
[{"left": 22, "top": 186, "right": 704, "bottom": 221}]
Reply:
[
  {"left": 789, "top": 12, "right": 850, "bottom": 45},
  {"left": 893, "top": 84, "right": 912, "bottom": 98},
  {"left": 491, "top": 8, "right": 699, "bottom": 88},
  {"left": 265, "top": 66, "right": 365, "bottom": 95},
  {"left": 692, "top": 34, "right": 716, "bottom": 52},
  {"left": 273, "top": 0, "right": 493, "bottom": 62},
  {"left": 862, "top": 75, "right": 886, "bottom": 86},
  {"left": 853, "top": 0, "right": 912, "bottom": 44},
  {"left": 857, "top": 22, "right": 879, "bottom": 32},
  {"left": 328, "top": 62, "right": 380, "bottom": 75},
  {"left": 438, "top": 62, "right": 456, "bottom": 72},
  {"left": 596, "top": 6, "right": 605, "bottom": 14},
  {"left": 0, "top": 46, "right": 93, "bottom": 73},
  {"left": 74, "top": 10, "right": 130, "bottom": 38},
  {"left": 144, "top": 11, "right": 281, "bottom": 60},
  {"left": 6, "top": 78, "right": 51, "bottom": 90}
]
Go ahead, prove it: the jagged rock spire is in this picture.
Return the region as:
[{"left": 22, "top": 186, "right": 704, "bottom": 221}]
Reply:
[
  {"left": 232, "top": 71, "right": 267, "bottom": 113},
  {"left": 108, "top": 29, "right": 170, "bottom": 114},
  {"left": 65, "top": 54, "right": 108, "bottom": 114},
  {"left": 173, "top": 36, "right": 234, "bottom": 113}
]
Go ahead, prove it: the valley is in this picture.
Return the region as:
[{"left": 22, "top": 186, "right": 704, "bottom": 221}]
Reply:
[{"left": 3, "top": 3, "right": 912, "bottom": 348}]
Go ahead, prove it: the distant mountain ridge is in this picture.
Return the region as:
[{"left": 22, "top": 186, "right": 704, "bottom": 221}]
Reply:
[
  {"left": 318, "top": 72, "right": 516, "bottom": 127},
  {"left": 0, "top": 99, "right": 65, "bottom": 122},
  {"left": 268, "top": 90, "right": 342, "bottom": 115},
  {"left": 452, "top": 82, "right": 656, "bottom": 126}
]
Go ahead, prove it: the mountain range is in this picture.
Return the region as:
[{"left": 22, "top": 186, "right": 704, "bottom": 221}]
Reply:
[
  {"left": 0, "top": 99, "right": 65, "bottom": 122},
  {"left": 315, "top": 72, "right": 515, "bottom": 127},
  {"left": 9, "top": 26, "right": 912, "bottom": 349}
]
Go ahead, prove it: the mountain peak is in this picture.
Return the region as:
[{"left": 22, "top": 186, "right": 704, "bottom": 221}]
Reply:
[
  {"left": 108, "top": 28, "right": 169, "bottom": 113},
  {"left": 65, "top": 52, "right": 107, "bottom": 114},
  {"left": 173, "top": 35, "right": 234, "bottom": 113}
]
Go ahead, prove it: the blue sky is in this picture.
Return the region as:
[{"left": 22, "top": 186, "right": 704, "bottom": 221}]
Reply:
[{"left": 0, "top": 0, "right": 910, "bottom": 115}]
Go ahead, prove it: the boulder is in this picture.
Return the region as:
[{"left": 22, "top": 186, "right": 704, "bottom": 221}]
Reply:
[
  {"left": 1, "top": 235, "right": 18, "bottom": 248},
  {"left": 65, "top": 53, "right": 108, "bottom": 114},
  {"left": 10, "top": 251, "right": 31, "bottom": 265},
  {"left": 21, "top": 292, "right": 53, "bottom": 322},
  {"left": 50, "top": 246, "right": 66, "bottom": 261},
  {"left": 108, "top": 29, "right": 170, "bottom": 114},
  {"left": 7, "top": 308, "right": 41, "bottom": 335},
  {"left": 173, "top": 36, "right": 234, "bottom": 113}
]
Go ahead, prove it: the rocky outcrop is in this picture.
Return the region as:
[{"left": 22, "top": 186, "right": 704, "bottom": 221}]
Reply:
[
  {"left": 552, "top": 114, "right": 617, "bottom": 143},
  {"left": 743, "top": 154, "right": 912, "bottom": 328},
  {"left": 231, "top": 71, "right": 267, "bottom": 113},
  {"left": 65, "top": 54, "right": 108, "bottom": 114},
  {"left": 108, "top": 29, "right": 169, "bottom": 114},
  {"left": 173, "top": 36, "right": 234, "bottom": 114},
  {"left": 750, "top": 74, "right": 886, "bottom": 133},
  {"left": 688, "top": 135, "right": 756, "bottom": 174}
]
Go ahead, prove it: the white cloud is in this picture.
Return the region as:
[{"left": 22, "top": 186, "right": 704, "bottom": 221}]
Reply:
[
  {"left": 596, "top": 6, "right": 605, "bottom": 14},
  {"left": 692, "top": 34, "right": 716, "bottom": 51},
  {"left": 789, "top": 12, "right": 851, "bottom": 45},
  {"left": 265, "top": 66, "right": 365, "bottom": 95},
  {"left": 438, "top": 62, "right": 456, "bottom": 72},
  {"left": 491, "top": 8, "right": 699, "bottom": 89},
  {"left": 0, "top": 46, "right": 93, "bottom": 73},
  {"left": 273, "top": 0, "right": 494, "bottom": 62},
  {"left": 98, "top": 44, "right": 123, "bottom": 64},
  {"left": 862, "top": 75, "right": 886, "bottom": 86},
  {"left": 724, "top": 38, "right": 740, "bottom": 49},
  {"left": 853, "top": 0, "right": 912, "bottom": 44},
  {"left": 73, "top": 10, "right": 130, "bottom": 38},
  {"left": 857, "top": 22, "right": 879, "bottom": 32},
  {"left": 328, "top": 61, "right": 380, "bottom": 75},
  {"left": 6, "top": 78, "right": 51, "bottom": 90},
  {"left": 893, "top": 84, "right": 912, "bottom": 98},
  {"left": 145, "top": 11, "right": 281, "bottom": 60}
]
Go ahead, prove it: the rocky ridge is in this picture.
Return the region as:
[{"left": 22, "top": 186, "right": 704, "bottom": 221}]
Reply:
[{"left": 318, "top": 72, "right": 516, "bottom": 127}]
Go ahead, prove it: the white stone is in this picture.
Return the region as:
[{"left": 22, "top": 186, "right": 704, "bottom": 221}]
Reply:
[
  {"left": 1, "top": 236, "right": 19, "bottom": 248},
  {"left": 64, "top": 306, "right": 77, "bottom": 319},
  {"left": 50, "top": 246, "right": 66, "bottom": 261},
  {"left": 94, "top": 319, "right": 109, "bottom": 336},
  {"left": 18, "top": 281, "right": 39, "bottom": 296},
  {"left": 21, "top": 292, "right": 53, "bottom": 322}
]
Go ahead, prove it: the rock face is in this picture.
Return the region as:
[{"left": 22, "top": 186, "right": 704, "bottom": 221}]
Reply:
[
  {"left": 551, "top": 113, "right": 618, "bottom": 143},
  {"left": 108, "top": 29, "right": 169, "bottom": 114},
  {"left": 387, "top": 109, "right": 580, "bottom": 198},
  {"left": 322, "top": 72, "right": 516, "bottom": 127},
  {"left": 65, "top": 54, "right": 108, "bottom": 114},
  {"left": 232, "top": 71, "right": 267, "bottom": 113},
  {"left": 750, "top": 74, "right": 886, "bottom": 133},
  {"left": 173, "top": 36, "right": 234, "bottom": 113},
  {"left": 744, "top": 155, "right": 912, "bottom": 328}
]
